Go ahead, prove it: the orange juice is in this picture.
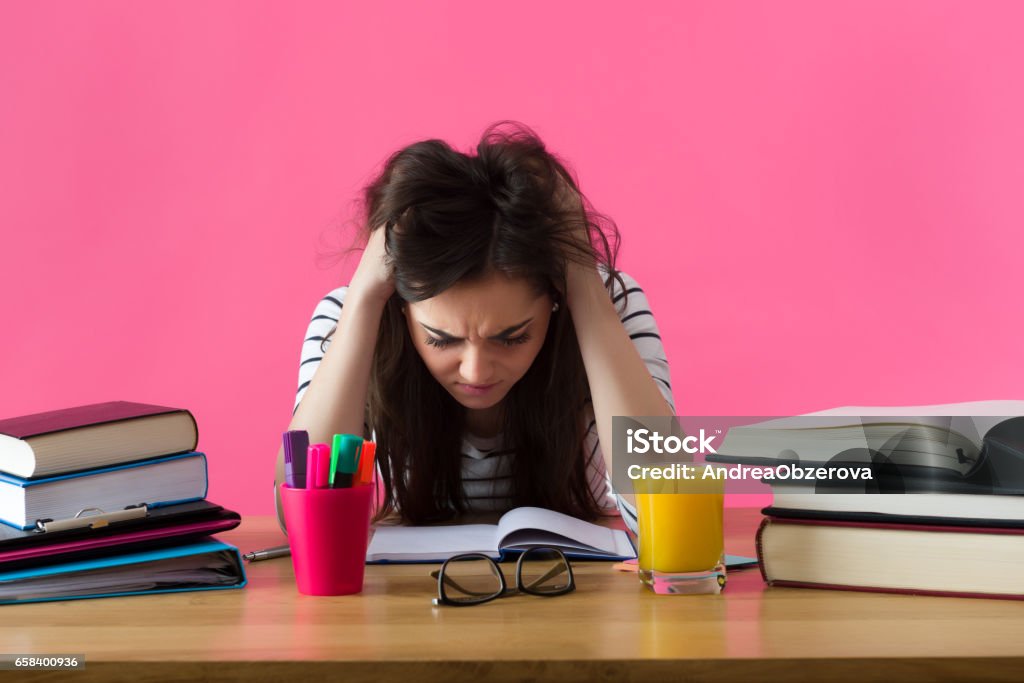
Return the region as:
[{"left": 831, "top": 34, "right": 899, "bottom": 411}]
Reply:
[{"left": 635, "top": 466, "right": 724, "bottom": 574}]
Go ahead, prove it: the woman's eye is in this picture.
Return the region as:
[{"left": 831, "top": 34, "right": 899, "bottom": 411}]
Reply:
[
  {"left": 425, "top": 333, "right": 531, "bottom": 350},
  {"left": 501, "top": 333, "right": 531, "bottom": 348},
  {"left": 425, "top": 337, "right": 452, "bottom": 349}
]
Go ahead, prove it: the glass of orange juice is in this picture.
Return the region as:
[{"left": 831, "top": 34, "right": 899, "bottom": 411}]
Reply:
[{"left": 635, "top": 464, "right": 726, "bottom": 594}]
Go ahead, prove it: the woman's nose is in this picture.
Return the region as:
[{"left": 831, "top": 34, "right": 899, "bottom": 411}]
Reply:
[{"left": 459, "top": 344, "right": 494, "bottom": 385}]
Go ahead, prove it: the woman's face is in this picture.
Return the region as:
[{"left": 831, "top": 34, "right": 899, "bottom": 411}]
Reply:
[{"left": 403, "top": 273, "right": 554, "bottom": 412}]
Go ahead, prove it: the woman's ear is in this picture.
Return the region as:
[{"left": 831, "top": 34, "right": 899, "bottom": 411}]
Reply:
[{"left": 548, "top": 288, "right": 563, "bottom": 313}]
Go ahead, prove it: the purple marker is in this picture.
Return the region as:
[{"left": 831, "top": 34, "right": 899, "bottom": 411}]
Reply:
[{"left": 283, "top": 430, "right": 310, "bottom": 488}]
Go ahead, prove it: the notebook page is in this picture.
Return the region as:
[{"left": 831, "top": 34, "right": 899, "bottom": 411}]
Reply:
[
  {"left": 366, "top": 524, "right": 498, "bottom": 561},
  {"left": 810, "top": 400, "right": 1024, "bottom": 439},
  {"left": 495, "top": 507, "right": 624, "bottom": 555}
]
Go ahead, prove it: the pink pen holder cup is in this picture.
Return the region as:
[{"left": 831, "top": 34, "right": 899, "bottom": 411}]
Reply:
[{"left": 280, "top": 483, "right": 374, "bottom": 596}]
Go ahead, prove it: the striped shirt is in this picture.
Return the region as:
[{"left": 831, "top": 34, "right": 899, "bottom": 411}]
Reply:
[{"left": 292, "top": 270, "right": 674, "bottom": 533}]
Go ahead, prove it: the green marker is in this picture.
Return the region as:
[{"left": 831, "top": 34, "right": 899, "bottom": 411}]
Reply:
[
  {"left": 329, "top": 434, "right": 342, "bottom": 486},
  {"left": 331, "top": 433, "right": 363, "bottom": 488}
]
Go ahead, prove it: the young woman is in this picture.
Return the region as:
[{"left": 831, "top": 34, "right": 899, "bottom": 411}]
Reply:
[{"left": 274, "top": 122, "right": 675, "bottom": 533}]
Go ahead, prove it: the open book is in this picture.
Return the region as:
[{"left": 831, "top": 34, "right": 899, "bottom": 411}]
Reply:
[
  {"left": 709, "top": 400, "right": 1024, "bottom": 478},
  {"left": 366, "top": 507, "right": 636, "bottom": 563}
]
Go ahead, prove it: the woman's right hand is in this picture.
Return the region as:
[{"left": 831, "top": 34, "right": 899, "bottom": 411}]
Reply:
[{"left": 349, "top": 225, "right": 395, "bottom": 305}]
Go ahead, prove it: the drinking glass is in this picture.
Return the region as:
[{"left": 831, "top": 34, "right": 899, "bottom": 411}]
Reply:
[{"left": 635, "top": 464, "right": 726, "bottom": 594}]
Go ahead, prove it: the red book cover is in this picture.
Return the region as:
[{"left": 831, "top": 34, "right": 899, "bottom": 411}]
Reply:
[
  {"left": 0, "top": 401, "right": 190, "bottom": 439},
  {"left": 0, "top": 401, "right": 200, "bottom": 479}
]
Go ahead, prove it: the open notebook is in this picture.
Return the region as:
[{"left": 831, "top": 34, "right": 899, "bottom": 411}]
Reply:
[
  {"left": 710, "top": 400, "right": 1024, "bottom": 479},
  {"left": 367, "top": 506, "right": 637, "bottom": 562}
]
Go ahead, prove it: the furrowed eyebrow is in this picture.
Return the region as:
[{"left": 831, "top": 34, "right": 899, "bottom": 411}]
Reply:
[{"left": 420, "top": 318, "right": 533, "bottom": 341}]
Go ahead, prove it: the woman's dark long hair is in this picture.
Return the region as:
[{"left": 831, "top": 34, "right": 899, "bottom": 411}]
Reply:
[{"left": 327, "top": 121, "right": 624, "bottom": 523}]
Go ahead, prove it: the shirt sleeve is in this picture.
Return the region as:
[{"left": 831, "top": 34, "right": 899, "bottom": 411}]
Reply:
[
  {"left": 582, "top": 271, "right": 676, "bottom": 535},
  {"left": 294, "top": 287, "right": 348, "bottom": 414}
]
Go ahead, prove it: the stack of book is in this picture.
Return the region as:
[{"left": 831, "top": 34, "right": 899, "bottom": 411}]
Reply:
[
  {"left": 0, "top": 401, "right": 246, "bottom": 604},
  {"left": 710, "top": 401, "right": 1024, "bottom": 600}
]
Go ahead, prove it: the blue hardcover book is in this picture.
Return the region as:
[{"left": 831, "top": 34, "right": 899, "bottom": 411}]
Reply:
[
  {"left": 0, "top": 452, "right": 209, "bottom": 530},
  {"left": 0, "top": 538, "right": 246, "bottom": 605}
]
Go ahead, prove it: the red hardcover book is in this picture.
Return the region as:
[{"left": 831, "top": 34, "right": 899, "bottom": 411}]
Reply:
[
  {"left": 756, "top": 515, "right": 1024, "bottom": 600},
  {"left": 0, "top": 401, "right": 198, "bottom": 478}
]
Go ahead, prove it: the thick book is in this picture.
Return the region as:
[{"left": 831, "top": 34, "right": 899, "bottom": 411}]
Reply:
[
  {"left": 0, "top": 539, "right": 246, "bottom": 605},
  {"left": 0, "top": 401, "right": 199, "bottom": 479},
  {"left": 756, "top": 515, "right": 1024, "bottom": 600},
  {"left": 0, "top": 452, "right": 208, "bottom": 530},
  {"left": 0, "top": 500, "right": 240, "bottom": 571},
  {"left": 366, "top": 506, "right": 637, "bottom": 563},
  {"left": 765, "top": 492, "right": 1024, "bottom": 526}
]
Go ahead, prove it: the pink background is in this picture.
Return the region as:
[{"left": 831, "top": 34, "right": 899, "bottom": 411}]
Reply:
[{"left": 2, "top": 1, "right": 1022, "bottom": 515}]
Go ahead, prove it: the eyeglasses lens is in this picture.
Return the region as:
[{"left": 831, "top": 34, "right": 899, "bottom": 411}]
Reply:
[
  {"left": 519, "top": 548, "right": 572, "bottom": 595},
  {"left": 442, "top": 556, "right": 503, "bottom": 604}
]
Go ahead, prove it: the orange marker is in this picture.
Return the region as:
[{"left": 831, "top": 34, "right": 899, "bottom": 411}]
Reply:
[{"left": 355, "top": 441, "right": 377, "bottom": 486}]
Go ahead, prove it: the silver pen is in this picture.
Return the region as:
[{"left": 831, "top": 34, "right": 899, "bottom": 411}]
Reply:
[{"left": 243, "top": 544, "right": 291, "bottom": 562}]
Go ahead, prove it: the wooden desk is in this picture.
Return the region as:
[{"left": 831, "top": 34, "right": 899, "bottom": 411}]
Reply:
[{"left": 2, "top": 508, "right": 1022, "bottom": 682}]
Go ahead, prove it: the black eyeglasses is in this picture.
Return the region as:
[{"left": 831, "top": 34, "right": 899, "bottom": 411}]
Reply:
[{"left": 431, "top": 546, "right": 576, "bottom": 606}]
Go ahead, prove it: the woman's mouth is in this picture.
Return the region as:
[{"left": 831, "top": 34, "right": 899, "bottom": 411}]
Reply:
[{"left": 457, "top": 382, "right": 499, "bottom": 396}]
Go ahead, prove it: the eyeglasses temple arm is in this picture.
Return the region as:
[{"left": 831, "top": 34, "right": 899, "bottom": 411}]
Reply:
[{"left": 521, "top": 562, "right": 569, "bottom": 591}]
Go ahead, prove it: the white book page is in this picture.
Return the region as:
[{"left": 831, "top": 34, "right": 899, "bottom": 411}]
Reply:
[
  {"left": 20, "top": 456, "right": 206, "bottom": 528},
  {"left": 365, "top": 524, "right": 499, "bottom": 561},
  {"left": 723, "top": 401, "right": 1024, "bottom": 450},
  {"left": 0, "top": 435, "right": 34, "bottom": 478},
  {"left": 495, "top": 507, "right": 626, "bottom": 556},
  {"left": 771, "top": 491, "right": 1024, "bottom": 520},
  {"left": 807, "top": 400, "right": 1024, "bottom": 416},
  {"left": 809, "top": 400, "right": 1024, "bottom": 439}
]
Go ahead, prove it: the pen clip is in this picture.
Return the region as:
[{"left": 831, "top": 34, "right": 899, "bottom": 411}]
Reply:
[{"left": 34, "top": 504, "right": 148, "bottom": 533}]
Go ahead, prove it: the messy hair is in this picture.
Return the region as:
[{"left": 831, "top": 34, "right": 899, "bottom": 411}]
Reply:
[{"left": 327, "top": 122, "right": 623, "bottom": 523}]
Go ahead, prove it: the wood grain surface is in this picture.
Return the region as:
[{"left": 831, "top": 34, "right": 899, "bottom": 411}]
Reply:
[{"left": 1, "top": 508, "right": 1022, "bottom": 682}]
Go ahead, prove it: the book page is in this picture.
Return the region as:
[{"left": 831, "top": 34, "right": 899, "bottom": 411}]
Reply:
[
  {"left": 717, "top": 403, "right": 1024, "bottom": 465},
  {"left": 365, "top": 524, "right": 499, "bottom": 561},
  {"left": 729, "top": 414, "right": 982, "bottom": 443},
  {"left": 809, "top": 400, "right": 1024, "bottom": 439},
  {"left": 495, "top": 507, "right": 626, "bottom": 556},
  {"left": 807, "top": 400, "right": 1024, "bottom": 417}
]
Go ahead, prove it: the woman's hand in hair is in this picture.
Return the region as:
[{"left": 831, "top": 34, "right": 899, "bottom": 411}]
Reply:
[
  {"left": 553, "top": 172, "right": 585, "bottom": 223},
  {"left": 349, "top": 225, "right": 395, "bottom": 306},
  {"left": 556, "top": 181, "right": 603, "bottom": 310}
]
